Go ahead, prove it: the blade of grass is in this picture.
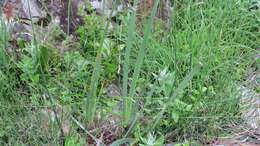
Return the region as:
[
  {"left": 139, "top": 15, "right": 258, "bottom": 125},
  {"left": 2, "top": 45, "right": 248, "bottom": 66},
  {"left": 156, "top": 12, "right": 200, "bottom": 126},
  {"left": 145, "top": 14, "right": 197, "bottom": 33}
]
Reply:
[
  {"left": 85, "top": 2, "right": 117, "bottom": 122},
  {"left": 147, "top": 65, "right": 201, "bottom": 132},
  {"left": 70, "top": 115, "right": 105, "bottom": 145},
  {"left": 0, "top": 19, "right": 8, "bottom": 66},
  {"left": 122, "top": 0, "right": 138, "bottom": 124},
  {"left": 124, "top": 112, "right": 138, "bottom": 138},
  {"left": 67, "top": 0, "right": 72, "bottom": 35},
  {"left": 26, "top": 0, "right": 38, "bottom": 67},
  {"left": 124, "top": 0, "right": 160, "bottom": 124},
  {"left": 110, "top": 138, "right": 134, "bottom": 146}
]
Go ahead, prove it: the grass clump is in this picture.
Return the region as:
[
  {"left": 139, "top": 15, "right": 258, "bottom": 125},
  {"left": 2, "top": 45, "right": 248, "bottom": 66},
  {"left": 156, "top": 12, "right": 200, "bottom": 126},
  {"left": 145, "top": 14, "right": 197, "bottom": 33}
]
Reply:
[
  {"left": 0, "top": 0, "right": 259, "bottom": 145},
  {"left": 138, "top": 0, "right": 258, "bottom": 141}
]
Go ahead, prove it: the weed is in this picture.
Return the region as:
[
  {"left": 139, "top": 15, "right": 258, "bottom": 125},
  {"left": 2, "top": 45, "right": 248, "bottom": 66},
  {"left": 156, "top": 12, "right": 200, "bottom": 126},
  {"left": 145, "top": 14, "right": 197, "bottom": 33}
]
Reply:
[{"left": 0, "top": 0, "right": 259, "bottom": 145}]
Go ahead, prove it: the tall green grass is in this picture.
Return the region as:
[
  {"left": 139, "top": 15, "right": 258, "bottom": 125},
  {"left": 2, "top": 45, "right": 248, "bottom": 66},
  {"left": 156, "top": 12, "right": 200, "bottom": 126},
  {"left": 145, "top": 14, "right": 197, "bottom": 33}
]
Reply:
[
  {"left": 85, "top": 0, "right": 120, "bottom": 122},
  {"left": 138, "top": 0, "right": 259, "bottom": 140},
  {"left": 0, "top": 0, "right": 259, "bottom": 145},
  {"left": 122, "top": 0, "right": 137, "bottom": 123},
  {"left": 0, "top": 19, "right": 9, "bottom": 67},
  {"left": 122, "top": 0, "right": 170, "bottom": 125}
]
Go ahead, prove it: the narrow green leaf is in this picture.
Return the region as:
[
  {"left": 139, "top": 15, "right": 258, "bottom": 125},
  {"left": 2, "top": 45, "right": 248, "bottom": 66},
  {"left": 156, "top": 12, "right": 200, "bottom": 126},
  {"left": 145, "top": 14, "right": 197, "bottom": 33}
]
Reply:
[
  {"left": 86, "top": 3, "right": 117, "bottom": 122},
  {"left": 122, "top": 0, "right": 138, "bottom": 124},
  {"left": 147, "top": 65, "right": 201, "bottom": 131},
  {"left": 125, "top": 0, "right": 160, "bottom": 124},
  {"left": 110, "top": 138, "right": 134, "bottom": 146}
]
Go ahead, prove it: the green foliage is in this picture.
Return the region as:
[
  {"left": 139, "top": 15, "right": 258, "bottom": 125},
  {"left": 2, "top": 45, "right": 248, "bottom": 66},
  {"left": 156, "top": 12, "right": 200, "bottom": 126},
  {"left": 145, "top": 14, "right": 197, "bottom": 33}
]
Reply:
[
  {"left": 0, "top": 20, "right": 9, "bottom": 67},
  {"left": 65, "top": 136, "right": 86, "bottom": 146},
  {"left": 0, "top": 0, "right": 259, "bottom": 145},
  {"left": 139, "top": 0, "right": 259, "bottom": 140},
  {"left": 139, "top": 133, "right": 164, "bottom": 146},
  {"left": 110, "top": 138, "right": 134, "bottom": 146},
  {"left": 122, "top": 0, "right": 138, "bottom": 124},
  {"left": 77, "top": 14, "right": 106, "bottom": 56},
  {"left": 17, "top": 43, "right": 56, "bottom": 86}
]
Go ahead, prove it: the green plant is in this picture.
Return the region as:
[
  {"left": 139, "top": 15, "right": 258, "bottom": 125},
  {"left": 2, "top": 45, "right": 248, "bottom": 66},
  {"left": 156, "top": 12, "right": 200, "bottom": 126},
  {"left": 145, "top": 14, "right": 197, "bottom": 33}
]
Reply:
[
  {"left": 138, "top": 0, "right": 258, "bottom": 141},
  {"left": 122, "top": 0, "right": 138, "bottom": 124},
  {"left": 140, "top": 133, "right": 164, "bottom": 146},
  {"left": 0, "top": 0, "right": 259, "bottom": 145},
  {"left": 65, "top": 135, "right": 86, "bottom": 146},
  {"left": 0, "top": 19, "right": 9, "bottom": 67},
  {"left": 122, "top": 0, "right": 161, "bottom": 125}
]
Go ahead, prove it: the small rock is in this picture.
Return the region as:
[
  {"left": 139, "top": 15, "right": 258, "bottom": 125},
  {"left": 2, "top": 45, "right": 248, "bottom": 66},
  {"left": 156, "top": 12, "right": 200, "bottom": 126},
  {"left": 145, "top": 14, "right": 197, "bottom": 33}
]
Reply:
[{"left": 239, "top": 85, "right": 260, "bottom": 130}]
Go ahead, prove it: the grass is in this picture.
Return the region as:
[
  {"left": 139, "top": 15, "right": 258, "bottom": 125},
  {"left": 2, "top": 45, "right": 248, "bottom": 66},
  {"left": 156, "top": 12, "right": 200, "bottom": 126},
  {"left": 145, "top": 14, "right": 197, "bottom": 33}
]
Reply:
[
  {"left": 122, "top": 0, "right": 138, "bottom": 124},
  {"left": 123, "top": 0, "right": 160, "bottom": 125},
  {"left": 0, "top": 0, "right": 259, "bottom": 145}
]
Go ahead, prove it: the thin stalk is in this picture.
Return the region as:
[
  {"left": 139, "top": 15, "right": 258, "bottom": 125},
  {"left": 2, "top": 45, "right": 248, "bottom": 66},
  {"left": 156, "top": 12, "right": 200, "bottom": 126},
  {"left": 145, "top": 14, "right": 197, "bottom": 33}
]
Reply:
[
  {"left": 85, "top": 1, "right": 116, "bottom": 122},
  {"left": 147, "top": 65, "right": 201, "bottom": 132},
  {"left": 26, "top": 0, "right": 38, "bottom": 66},
  {"left": 124, "top": 0, "right": 160, "bottom": 124},
  {"left": 67, "top": 0, "right": 72, "bottom": 35},
  {"left": 122, "top": 0, "right": 138, "bottom": 124},
  {"left": 0, "top": 19, "right": 7, "bottom": 65}
]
